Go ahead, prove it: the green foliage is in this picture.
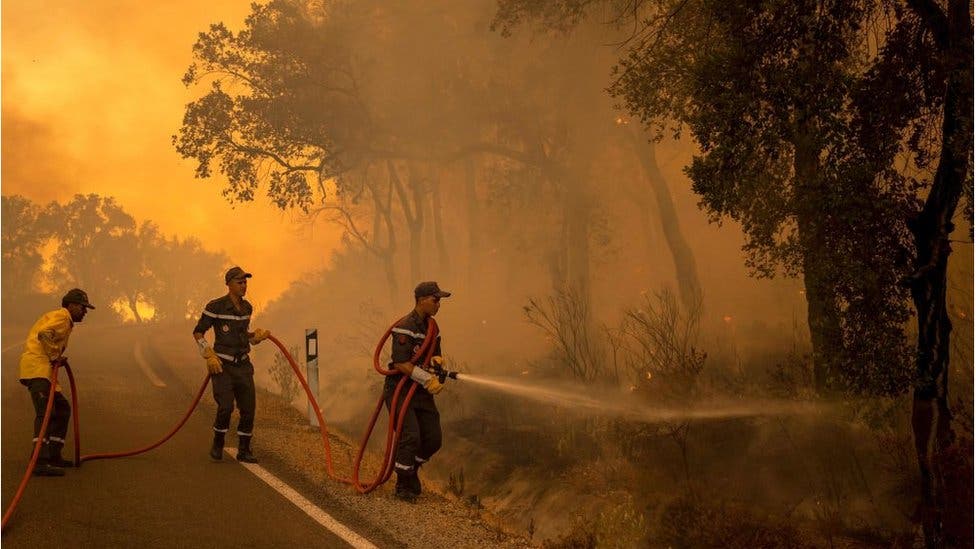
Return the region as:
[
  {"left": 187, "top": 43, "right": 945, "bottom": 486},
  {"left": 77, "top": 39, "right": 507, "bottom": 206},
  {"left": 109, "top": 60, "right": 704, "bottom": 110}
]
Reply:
[
  {"left": 1, "top": 194, "right": 227, "bottom": 323},
  {"left": 1, "top": 195, "right": 52, "bottom": 299},
  {"left": 497, "top": 0, "right": 925, "bottom": 395},
  {"left": 492, "top": 0, "right": 594, "bottom": 37}
]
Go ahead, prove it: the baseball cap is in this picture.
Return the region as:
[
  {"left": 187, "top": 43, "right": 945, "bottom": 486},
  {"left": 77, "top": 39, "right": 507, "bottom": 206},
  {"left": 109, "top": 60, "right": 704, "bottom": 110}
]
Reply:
[
  {"left": 414, "top": 281, "right": 451, "bottom": 299},
  {"left": 225, "top": 266, "right": 253, "bottom": 284},
  {"left": 62, "top": 288, "right": 95, "bottom": 309}
]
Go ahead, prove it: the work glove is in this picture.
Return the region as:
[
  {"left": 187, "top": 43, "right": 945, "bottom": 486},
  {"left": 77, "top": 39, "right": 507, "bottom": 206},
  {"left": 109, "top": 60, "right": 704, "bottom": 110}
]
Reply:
[
  {"left": 424, "top": 377, "right": 444, "bottom": 395},
  {"left": 430, "top": 356, "right": 445, "bottom": 369},
  {"left": 409, "top": 365, "right": 444, "bottom": 395},
  {"left": 202, "top": 347, "right": 223, "bottom": 375},
  {"left": 250, "top": 328, "right": 271, "bottom": 344}
]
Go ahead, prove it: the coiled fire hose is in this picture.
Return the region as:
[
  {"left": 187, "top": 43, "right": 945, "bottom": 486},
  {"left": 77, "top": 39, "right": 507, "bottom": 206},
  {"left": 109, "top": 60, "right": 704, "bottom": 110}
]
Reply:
[
  {"left": 2, "top": 318, "right": 443, "bottom": 530},
  {"left": 265, "top": 316, "right": 443, "bottom": 493}
]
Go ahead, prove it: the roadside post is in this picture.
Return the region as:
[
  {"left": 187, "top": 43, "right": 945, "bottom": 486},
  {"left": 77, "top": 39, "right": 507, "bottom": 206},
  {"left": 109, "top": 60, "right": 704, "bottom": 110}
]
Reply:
[{"left": 305, "top": 328, "right": 319, "bottom": 427}]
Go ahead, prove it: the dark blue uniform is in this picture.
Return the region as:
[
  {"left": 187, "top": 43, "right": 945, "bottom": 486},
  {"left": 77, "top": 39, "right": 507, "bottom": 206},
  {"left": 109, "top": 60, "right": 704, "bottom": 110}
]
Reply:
[
  {"left": 193, "top": 295, "right": 256, "bottom": 438},
  {"left": 386, "top": 310, "right": 442, "bottom": 481}
]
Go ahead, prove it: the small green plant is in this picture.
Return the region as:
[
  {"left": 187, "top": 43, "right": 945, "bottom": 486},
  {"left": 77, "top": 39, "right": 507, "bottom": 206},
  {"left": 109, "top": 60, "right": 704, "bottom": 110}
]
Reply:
[{"left": 271, "top": 344, "right": 302, "bottom": 404}]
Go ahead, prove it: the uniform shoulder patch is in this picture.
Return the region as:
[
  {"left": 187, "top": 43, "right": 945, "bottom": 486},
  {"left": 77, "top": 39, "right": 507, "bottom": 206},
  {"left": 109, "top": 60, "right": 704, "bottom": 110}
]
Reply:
[{"left": 397, "top": 334, "right": 409, "bottom": 344}]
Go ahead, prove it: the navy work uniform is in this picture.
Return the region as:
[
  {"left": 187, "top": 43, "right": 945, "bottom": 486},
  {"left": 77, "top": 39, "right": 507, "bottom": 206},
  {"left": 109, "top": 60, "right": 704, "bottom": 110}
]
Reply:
[
  {"left": 386, "top": 309, "right": 443, "bottom": 496},
  {"left": 193, "top": 295, "right": 257, "bottom": 454}
]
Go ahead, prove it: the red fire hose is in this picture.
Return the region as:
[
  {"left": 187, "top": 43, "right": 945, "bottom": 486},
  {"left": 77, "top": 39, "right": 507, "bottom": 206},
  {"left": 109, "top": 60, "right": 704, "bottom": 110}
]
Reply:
[
  {"left": 2, "top": 361, "right": 212, "bottom": 532},
  {"left": 266, "top": 316, "right": 440, "bottom": 493},
  {"left": 2, "top": 317, "right": 437, "bottom": 530},
  {"left": 2, "top": 360, "right": 64, "bottom": 530}
]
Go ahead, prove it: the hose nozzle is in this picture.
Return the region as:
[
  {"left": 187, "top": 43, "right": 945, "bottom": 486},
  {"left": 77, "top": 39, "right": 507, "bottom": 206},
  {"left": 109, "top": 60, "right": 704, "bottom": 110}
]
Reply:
[
  {"left": 429, "top": 363, "right": 459, "bottom": 384},
  {"left": 435, "top": 370, "right": 458, "bottom": 383}
]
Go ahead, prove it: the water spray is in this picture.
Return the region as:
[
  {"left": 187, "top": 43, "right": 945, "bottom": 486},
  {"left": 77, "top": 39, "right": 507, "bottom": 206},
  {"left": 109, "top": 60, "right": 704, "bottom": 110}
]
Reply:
[{"left": 452, "top": 372, "right": 824, "bottom": 423}]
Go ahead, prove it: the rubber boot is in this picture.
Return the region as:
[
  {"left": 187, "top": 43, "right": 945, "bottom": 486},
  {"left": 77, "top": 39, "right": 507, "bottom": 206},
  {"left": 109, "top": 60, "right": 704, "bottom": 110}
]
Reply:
[
  {"left": 410, "top": 458, "right": 424, "bottom": 496},
  {"left": 32, "top": 443, "right": 65, "bottom": 477},
  {"left": 394, "top": 472, "right": 418, "bottom": 503},
  {"left": 210, "top": 431, "right": 225, "bottom": 461},
  {"left": 237, "top": 435, "right": 258, "bottom": 463},
  {"left": 48, "top": 441, "right": 74, "bottom": 468}
]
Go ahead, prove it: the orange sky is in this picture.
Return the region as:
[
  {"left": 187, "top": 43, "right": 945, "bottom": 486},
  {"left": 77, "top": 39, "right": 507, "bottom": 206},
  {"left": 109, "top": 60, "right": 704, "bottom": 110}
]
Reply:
[{"left": 1, "top": 0, "right": 343, "bottom": 309}]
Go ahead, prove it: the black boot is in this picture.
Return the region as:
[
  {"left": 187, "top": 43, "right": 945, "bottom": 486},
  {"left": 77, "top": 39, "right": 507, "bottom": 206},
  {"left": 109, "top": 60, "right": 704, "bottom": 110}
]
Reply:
[
  {"left": 33, "top": 461, "right": 66, "bottom": 477},
  {"left": 48, "top": 441, "right": 73, "bottom": 468},
  {"left": 237, "top": 435, "right": 258, "bottom": 463},
  {"left": 410, "top": 458, "right": 425, "bottom": 496},
  {"left": 394, "top": 472, "right": 418, "bottom": 502},
  {"left": 32, "top": 444, "right": 65, "bottom": 477},
  {"left": 210, "top": 431, "right": 225, "bottom": 461}
]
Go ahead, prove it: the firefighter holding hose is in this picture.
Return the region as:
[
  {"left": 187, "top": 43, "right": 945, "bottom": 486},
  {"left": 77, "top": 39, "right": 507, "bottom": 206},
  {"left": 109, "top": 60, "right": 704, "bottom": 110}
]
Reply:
[
  {"left": 386, "top": 281, "right": 452, "bottom": 502},
  {"left": 18, "top": 288, "right": 95, "bottom": 476},
  {"left": 193, "top": 267, "right": 271, "bottom": 463}
]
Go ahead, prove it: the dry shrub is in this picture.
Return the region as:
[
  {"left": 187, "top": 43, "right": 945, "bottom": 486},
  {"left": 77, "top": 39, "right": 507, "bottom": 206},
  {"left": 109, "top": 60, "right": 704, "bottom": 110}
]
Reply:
[
  {"left": 542, "top": 528, "right": 597, "bottom": 549},
  {"left": 655, "top": 494, "right": 810, "bottom": 549},
  {"left": 271, "top": 344, "right": 303, "bottom": 403},
  {"left": 540, "top": 496, "right": 644, "bottom": 549}
]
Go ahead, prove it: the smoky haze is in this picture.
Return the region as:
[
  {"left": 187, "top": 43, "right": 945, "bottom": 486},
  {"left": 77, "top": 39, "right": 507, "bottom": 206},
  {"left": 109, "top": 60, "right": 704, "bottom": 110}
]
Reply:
[{"left": 3, "top": 0, "right": 972, "bottom": 546}]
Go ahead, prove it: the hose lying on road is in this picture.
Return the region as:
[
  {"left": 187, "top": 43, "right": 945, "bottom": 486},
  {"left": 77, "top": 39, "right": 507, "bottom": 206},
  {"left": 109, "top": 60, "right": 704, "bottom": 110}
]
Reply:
[
  {"left": 73, "top": 375, "right": 212, "bottom": 464},
  {"left": 2, "top": 320, "right": 436, "bottom": 531},
  {"left": 2, "top": 361, "right": 212, "bottom": 532}
]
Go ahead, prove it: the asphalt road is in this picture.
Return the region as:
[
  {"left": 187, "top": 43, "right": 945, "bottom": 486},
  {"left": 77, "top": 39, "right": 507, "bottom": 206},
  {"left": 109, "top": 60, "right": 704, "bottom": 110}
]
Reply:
[{"left": 1, "top": 325, "right": 363, "bottom": 548}]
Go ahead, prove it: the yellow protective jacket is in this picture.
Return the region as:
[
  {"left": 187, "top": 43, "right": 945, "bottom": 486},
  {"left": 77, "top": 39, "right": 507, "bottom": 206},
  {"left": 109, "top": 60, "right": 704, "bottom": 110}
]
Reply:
[{"left": 19, "top": 307, "right": 74, "bottom": 391}]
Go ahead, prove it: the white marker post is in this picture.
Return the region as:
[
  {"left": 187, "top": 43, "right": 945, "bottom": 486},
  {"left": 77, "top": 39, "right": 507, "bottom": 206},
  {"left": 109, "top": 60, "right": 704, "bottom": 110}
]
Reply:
[{"left": 305, "top": 328, "right": 319, "bottom": 427}]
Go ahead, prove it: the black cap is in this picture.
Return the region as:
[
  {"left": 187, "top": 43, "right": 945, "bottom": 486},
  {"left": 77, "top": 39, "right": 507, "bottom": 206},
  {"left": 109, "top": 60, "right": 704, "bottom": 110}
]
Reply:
[
  {"left": 225, "top": 266, "right": 253, "bottom": 284},
  {"left": 414, "top": 281, "right": 451, "bottom": 299},
  {"left": 62, "top": 288, "right": 95, "bottom": 309}
]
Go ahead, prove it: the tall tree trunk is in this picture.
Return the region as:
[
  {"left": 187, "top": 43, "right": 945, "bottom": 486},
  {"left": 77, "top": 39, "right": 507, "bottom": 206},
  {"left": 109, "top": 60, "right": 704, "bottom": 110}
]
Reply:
[
  {"left": 628, "top": 127, "right": 702, "bottom": 310},
  {"left": 339, "top": 169, "right": 398, "bottom": 305},
  {"left": 564, "top": 181, "right": 591, "bottom": 304},
  {"left": 430, "top": 168, "right": 451, "bottom": 278},
  {"left": 798, "top": 244, "right": 844, "bottom": 392},
  {"left": 389, "top": 161, "right": 425, "bottom": 285},
  {"left": 793, "top": 131, "right": 844, "bottom": 394},
  {"left": 376, "top": 173, "right": 399, "bottom": 304},
  {"left": 128, "top": 294, "right": 143, "bottom": 323},
  {"left": 381, "top": 252, "right": 398, "bottom": 305},
  {"left": 905, "top": 2, "right": 972, "bottom": 545},
  {"left": 464, "top": 159, "right": 482, "bottom": 293}
]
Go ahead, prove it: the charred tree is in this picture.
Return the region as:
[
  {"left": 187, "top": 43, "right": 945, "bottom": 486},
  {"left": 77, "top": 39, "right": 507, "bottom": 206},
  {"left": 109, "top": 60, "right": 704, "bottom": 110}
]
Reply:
[
  {"left": 627, "top": 126, "right": 702, "bottom": 311},
  {"left": 904, "top": 1, "right": 973, "bottom": 545}
]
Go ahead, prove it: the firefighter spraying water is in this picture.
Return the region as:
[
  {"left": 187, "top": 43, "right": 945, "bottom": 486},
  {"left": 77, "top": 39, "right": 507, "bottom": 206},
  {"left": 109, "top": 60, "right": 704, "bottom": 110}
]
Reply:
[{"left": 381, "top": 281, "right": 456, "bottom": 502}]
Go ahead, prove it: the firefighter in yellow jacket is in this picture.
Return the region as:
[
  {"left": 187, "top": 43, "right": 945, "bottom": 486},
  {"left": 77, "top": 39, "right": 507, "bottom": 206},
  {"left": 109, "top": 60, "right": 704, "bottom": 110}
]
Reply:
[{"left": 18, "top": 288, "right": 95, "bottom": 476}]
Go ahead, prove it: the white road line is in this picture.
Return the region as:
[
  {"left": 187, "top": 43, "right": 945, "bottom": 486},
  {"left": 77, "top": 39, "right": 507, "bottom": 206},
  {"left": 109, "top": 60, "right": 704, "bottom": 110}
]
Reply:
[
  {"left": 225, "top": 448, "right": 377, "bottom": 549},
  {"left": 133, "top": 341, "right": 167, "bottom": 388}
]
